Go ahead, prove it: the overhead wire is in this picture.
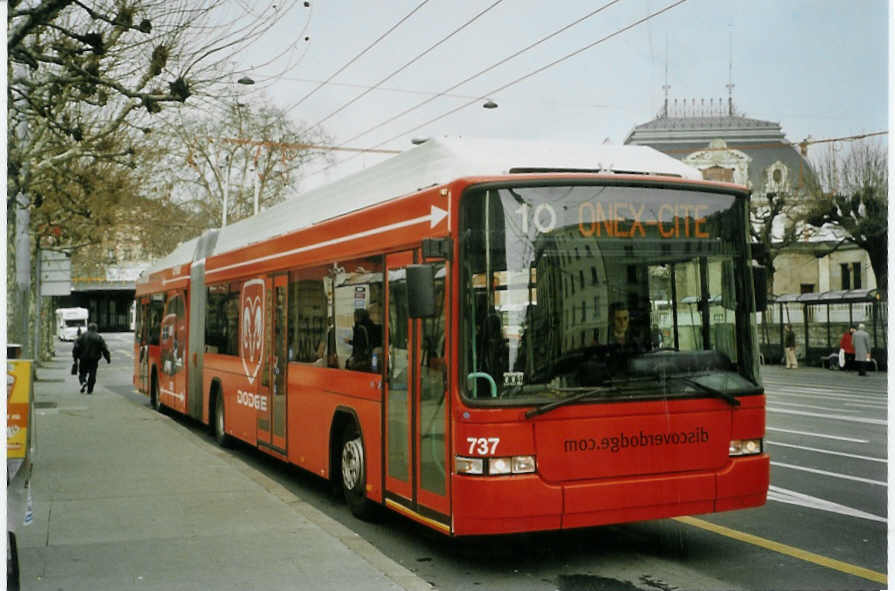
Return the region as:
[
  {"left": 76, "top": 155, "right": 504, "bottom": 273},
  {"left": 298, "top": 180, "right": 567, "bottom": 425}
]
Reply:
[
  {"left": 182, "top": 2, "right": 300, "bottom": 83},
  {"left": 338, "top": 0, "right": 623, "bottom": 146},
  {"left": 311, "top": 0, "right": 687, "bottom": 179},
  {"left": 277, "top": 77, "right": 482, "bottom": 100},
  {"left": 238, "top": 2, "right": 315, "bottom": 90},
  {"left": 283, "top": 0, "right": 433, "bottom": 115},
  {"left": 371, "top": 0, "right": 688, "bottom": 150},
  {"left": 304, "top": 0, "right": 505, "bottom": 132}
]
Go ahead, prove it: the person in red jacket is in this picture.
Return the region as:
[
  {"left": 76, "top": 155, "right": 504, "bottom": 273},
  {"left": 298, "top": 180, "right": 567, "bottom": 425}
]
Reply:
[{"left": 839, "top": 326, "right": 855, "bottom": 370}]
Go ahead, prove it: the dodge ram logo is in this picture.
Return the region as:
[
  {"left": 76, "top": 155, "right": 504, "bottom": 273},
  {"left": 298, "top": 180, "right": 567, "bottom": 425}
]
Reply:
[{"left": 240, "top": 279, "right": 265, "bottom": 384}]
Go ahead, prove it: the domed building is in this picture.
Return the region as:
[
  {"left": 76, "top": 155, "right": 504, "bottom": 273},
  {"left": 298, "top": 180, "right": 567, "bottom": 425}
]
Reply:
[{"left": 624, "top": 97, "right": 876, "bottom": 297}]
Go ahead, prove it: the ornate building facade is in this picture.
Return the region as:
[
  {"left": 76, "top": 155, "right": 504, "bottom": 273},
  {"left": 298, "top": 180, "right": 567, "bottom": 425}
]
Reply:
[{"left": 624, "top": 99, "right": 875, "bottom": 296}]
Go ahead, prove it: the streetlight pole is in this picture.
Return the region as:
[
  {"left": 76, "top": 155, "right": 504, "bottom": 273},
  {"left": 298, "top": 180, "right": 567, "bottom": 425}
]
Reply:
[
  {"left": 253, "top": 169, "right": 260, "bottom": 216},
  {"left": 222, "top": 162, "right": 231, "bottom": 228}
]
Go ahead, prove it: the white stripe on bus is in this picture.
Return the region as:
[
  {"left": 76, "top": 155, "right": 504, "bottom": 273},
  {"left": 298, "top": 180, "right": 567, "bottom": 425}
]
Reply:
[{"left": 206, "top": 206, "right": 447, "bottom": 277}]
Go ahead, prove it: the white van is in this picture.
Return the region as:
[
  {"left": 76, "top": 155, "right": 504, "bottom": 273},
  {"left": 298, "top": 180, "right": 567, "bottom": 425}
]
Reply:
[{"left": 56, "top": 307, "right": 88, "bottom": 341}]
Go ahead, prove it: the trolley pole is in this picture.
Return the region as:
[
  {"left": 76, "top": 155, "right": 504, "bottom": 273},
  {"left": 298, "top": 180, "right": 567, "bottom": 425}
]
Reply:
[{"left": 222, "top": 164, "right": 230, "bottom": 228}]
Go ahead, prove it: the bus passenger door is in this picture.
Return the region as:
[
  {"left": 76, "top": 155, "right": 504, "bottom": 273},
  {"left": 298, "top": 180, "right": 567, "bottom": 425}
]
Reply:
[
  {"left": 159, "top": 290, "right": 188, "bottom": 413},
  {"left": 258, "top": 274, "right": 288, "bottom": 453},
  {"left": 384, "top": 252, "right": 450, "bottom": 529},
  {"left": 384, "top": 253, "right": 413, "bottom": 502},
  {"left": 135, "top": 298, "right": 150, "bottom": 394},
  {"left": 416, "top": 260, "right": 449, "bottom": 522}
]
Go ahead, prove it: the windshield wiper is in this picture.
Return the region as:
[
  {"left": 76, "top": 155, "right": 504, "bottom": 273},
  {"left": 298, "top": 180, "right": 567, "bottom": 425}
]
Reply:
[
  {"left": 524, "top": 387, "right": 615, "bottom": 419},
  {"left": 666, "top": 376, "right": 741, "bottom": 407}
]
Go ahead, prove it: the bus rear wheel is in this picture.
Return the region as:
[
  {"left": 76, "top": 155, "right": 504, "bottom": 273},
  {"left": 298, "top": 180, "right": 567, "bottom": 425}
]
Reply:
[
  {"left": 150, "top": 373, "right": 161, "bottom": 412},
  {"left": 340, "top": 423, "right": 376, "bottom": 520},
  {"left": 213, "top": 393, "right": 232, "bottom": 448}
]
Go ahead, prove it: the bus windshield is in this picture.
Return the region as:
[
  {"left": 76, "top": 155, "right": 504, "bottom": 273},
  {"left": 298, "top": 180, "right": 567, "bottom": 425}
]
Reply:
[{"left": 459, "top": 182, "right": 761, "bottom": 405}]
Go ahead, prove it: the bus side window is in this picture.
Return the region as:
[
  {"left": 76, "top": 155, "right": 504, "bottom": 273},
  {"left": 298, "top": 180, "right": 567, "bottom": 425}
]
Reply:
[
  {"left": 206, "top": 284, "right": 228, "bottom": 354},
  {"left": 149, "top": 298, "right": 164, "bottom": 346},
  {"left": 224, "top": 282, "right": 240, "bottom": 356},
  {"left": 333, "top": 256, "right": 384, "bottom": 373},
  {"left": 289, "top": 268, "right": 329, "bottom": 364}
]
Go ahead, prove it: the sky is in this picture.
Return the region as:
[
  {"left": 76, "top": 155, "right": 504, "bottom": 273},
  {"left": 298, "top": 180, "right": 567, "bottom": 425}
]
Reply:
[{"left": 225, "top": 0, "right": 889, "bottom": 191}]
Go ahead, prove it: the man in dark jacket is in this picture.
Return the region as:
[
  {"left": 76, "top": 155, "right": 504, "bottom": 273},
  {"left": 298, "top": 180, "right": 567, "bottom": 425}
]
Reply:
[{"left": 73, "top": 323, "right": 111, "bottom": 394}]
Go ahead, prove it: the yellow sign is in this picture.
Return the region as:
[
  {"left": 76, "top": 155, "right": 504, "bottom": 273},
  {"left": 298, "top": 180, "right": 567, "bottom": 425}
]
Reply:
[
  {"left": 7, "top": 360, "right": 32, "bottom": 460},
  {"left": 577, "top": 200, "right": 710, "bottom": 239}
]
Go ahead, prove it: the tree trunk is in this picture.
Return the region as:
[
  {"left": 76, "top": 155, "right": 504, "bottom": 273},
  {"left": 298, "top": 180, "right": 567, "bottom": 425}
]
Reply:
[
  {"left": 865, "top": 243, "right": 887, "bottom": 296},
  {"left": 13, "top": 198, "right": 32, "bottom": 356}
]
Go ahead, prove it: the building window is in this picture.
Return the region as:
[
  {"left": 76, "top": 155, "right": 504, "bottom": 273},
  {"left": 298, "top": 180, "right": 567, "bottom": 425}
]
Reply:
[
  {"left": 800, "top": 283, "right": 814, "bottom": 294},
  {"left": 841, "top": 263, "right": 851, "bottom": 290},
  {"left": 853, "top": 262, "right": 862, "bottom": 289},
  {"left": 703, "top": 165, "right": 734, "bottom": 183}
]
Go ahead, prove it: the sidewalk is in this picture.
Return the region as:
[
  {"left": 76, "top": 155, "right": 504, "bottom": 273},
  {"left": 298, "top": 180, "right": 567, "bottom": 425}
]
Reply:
[{"left": 17, "top": 346, "right": 431, "bottom": 590}]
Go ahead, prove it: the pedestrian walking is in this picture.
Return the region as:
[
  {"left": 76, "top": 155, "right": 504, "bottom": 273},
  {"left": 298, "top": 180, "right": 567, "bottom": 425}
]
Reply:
[
  {"left": 852, "top": 323, "right": 872, "bottom": 377},
  {"left": 73, "top": 322, "right": 111, "bottom": 394},
  {"left": 784, "top": 324, "right": 798, "bottom": 368},
  {"left": 839, "top": 327, "right": 856, "bottom": 370}
]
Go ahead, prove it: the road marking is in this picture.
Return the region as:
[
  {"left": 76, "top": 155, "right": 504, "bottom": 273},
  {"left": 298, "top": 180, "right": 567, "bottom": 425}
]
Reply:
[
  {"left": 674, "top": 516, "right": 888, "bottom": 586},
  {"left": 764, "top": 380, "right": 884, "bottom": 391},
  {"left": 768, "top": 400, "right": 862, "bottom": 413},
  {"left": 767, "top": 440, "right": 886, "bottom": 463},
  {"left": 771, "top": 461, "right": 887, "bottom": 486},
  {"left": 765, "top": 427, "right": 868, "bottom": 443},
  {"left": 767, "top": 485, "right": 886, "bottom": 523},
  {"left": 767, "top": 407, "right": 887, "bottom": 425},
  {"left": 766, "top": 389, "right": 885, "bottom": 403},
  {"left": 843, "top": 401, "right": 889, "bottom": 409}
]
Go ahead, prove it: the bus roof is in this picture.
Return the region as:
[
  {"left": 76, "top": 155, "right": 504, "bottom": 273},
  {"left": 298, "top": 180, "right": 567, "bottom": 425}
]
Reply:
[
  {"left": 140, "top": 137, "right": 701, "bottom": 281},
  {"left": 56, "top": 307, "right": 88, "bottom": 317}
]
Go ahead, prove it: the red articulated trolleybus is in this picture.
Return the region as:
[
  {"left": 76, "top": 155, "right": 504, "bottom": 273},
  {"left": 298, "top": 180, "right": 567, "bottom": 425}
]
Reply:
[{"left": 134, "top": 137, "right": 769, "bottom": 536}]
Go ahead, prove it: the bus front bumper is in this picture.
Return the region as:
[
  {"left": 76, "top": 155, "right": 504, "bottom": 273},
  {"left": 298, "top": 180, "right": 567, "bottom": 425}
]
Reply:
[{"left": 450, "top": 454, "right": 769, "bottom": 536}]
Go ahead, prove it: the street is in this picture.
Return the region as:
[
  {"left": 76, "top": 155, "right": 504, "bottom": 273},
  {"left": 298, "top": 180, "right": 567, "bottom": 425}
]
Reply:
[{"left": 99, "top": 332, "right": 887, "bottom": 590}]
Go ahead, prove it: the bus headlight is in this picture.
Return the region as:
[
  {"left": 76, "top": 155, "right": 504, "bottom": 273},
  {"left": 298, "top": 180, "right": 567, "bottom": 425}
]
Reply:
[
  {"left": 729, "top": 439, "right": 762, "bottom": 456},
  {"left": 455, "top": 455, "right": 536, "bottom": 475},
  {"left": 489, "top": 457, "right": 512, "bottom": 475},
  {"left": 455, "top": 457, "right": 484, "bottom": 475},
  {"left": 511, "top": 455, "right": 536, "bottom": 474}
]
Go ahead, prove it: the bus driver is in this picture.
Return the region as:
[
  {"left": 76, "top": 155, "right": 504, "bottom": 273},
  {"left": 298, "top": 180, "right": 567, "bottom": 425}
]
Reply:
[{"left": 612, "top": 306, "right": 631, "bottom": 345}]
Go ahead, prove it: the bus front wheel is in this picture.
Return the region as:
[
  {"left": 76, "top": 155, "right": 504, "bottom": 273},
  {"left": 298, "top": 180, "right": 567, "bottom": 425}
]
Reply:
[{"left": 340, "top": 423, "right": 375, "bottom": 520}]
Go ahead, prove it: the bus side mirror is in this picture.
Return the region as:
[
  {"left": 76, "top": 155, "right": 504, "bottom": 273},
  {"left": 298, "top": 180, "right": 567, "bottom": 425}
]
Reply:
[
  {"left": 422, "top": 237, "right": 452, "bottom": 260},
  {"left": 752, "top": 265, "right": 768, "bottom": 312},
  {"left": 407, "top": 264, "right": 436, "bottom": 318}
]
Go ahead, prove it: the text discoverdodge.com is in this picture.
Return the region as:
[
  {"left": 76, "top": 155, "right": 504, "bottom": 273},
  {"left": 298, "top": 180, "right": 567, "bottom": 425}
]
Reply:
[{"left": 564, "top": 427, "right": 709, "bottom": 454}]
